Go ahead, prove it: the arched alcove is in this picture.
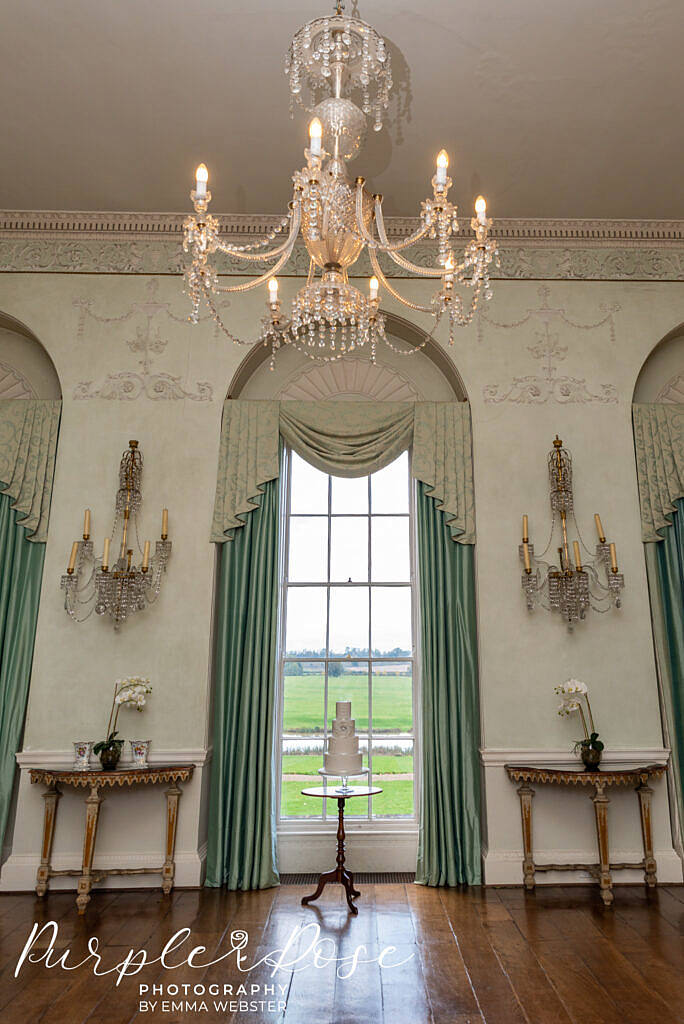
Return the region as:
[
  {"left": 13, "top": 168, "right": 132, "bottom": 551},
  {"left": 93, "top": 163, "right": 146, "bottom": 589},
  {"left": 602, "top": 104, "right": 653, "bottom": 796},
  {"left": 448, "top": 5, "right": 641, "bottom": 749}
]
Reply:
[
  {"left": 634, "top": 322, "right": 684, "bottom": 402},
  {"left": 0, "top": 312, "right": 61, "bottom": 399},
  {"left": 227, "top": 311, "right": 466, "bottom": 401}
]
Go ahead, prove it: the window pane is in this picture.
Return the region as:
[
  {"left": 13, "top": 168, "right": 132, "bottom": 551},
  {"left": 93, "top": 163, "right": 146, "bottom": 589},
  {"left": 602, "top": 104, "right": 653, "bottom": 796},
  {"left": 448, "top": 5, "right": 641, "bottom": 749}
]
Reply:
[
  {"left": 290, "top": 452, "right": 328, "bottom": 514},
  {"left": 289, "top": 516, "right": 327, "bottom": 582},
  {"left": 371, "top": 662, "right": 413, "bottom": 736},
  {"left": 371, "top": 587, "right": 411, "bottom": 656},
  {"left": 371, "top": 451, "right": 409, "bottom": 513},
  {"left": 330, "top": 517, "right": 368, "bottom": 582},
  {"left": 371, "top": 516, "right": 410, "bottom": 582},
  {"left": 329, "top": 586, "right": 369, "bottom": 656},
  {"left": 331, "top": 475, "right": 368, "bottom": 514},
  {"left": 371, "top": 739, "right": 414, "bottom": 819},
  {"left": 285, "top": 587, "right": 327, "bottom": 656},
  {"left": 281, "top": 674, "right": 324, "bottom": 818}
]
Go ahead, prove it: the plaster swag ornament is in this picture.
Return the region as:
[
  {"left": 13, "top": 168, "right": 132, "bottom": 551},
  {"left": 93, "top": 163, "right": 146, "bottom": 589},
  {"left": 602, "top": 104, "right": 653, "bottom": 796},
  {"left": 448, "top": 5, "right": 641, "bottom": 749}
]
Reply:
[
  {"left": 482, "top": 286, "right": 619, "bottom": 405},
  {"left": 73, "top": 280, "right": 213, "bottom": 402}
]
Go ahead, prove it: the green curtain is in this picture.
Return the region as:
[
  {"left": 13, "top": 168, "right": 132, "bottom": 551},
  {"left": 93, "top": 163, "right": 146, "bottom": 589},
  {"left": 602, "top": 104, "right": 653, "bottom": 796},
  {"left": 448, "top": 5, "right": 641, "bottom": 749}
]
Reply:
[
  {"left": 206, "top": 473, "right": 281, "bottom": 889},
  {"left": 0, "top": 493, "right": 45, "bottom": 852},
  {"left": 415, "top": 482, "right": 481, "bottom": 885},
  {"left": 645, "top": 498, "right": 684, "bottom": 846}
]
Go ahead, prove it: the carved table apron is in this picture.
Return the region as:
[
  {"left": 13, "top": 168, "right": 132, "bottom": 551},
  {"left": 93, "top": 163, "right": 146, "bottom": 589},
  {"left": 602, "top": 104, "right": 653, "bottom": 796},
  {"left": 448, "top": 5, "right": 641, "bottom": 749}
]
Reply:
[
  {"left": 505, "top": 764, "right": 666, "bottom": 906},
  {"left": 29, "top": 764, "right": 194, "bottom": 914}
]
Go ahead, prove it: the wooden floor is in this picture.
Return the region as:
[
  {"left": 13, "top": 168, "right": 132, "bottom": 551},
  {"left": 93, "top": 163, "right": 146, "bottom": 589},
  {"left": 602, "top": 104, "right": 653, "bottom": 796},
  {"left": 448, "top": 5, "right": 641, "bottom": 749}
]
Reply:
[{"left": 1, "top": 883, "right": 683, "bottom": 1023}]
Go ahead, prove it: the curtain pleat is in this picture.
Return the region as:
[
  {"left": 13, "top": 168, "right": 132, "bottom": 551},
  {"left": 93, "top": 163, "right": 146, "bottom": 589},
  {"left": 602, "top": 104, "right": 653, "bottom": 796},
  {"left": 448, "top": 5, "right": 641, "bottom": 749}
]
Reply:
[
  {"left": 415, "top": 482, "right": 482, "bottom": 885},
  {"left": 644, "top": 499, "right": 684, "bottom": 849},
  {"left": 205, "top": 474, "right": 280, "bottom": 889},
  {"left": 0, "top": 493, "right": 45, "bottom": 851}
]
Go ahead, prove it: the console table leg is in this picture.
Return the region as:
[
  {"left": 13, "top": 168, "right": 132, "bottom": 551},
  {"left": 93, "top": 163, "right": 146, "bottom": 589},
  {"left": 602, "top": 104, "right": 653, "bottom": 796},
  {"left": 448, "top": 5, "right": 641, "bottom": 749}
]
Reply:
[
  {"left": 36, "top": 782, "right": 61, "bottom": 897},
  {"left": 162, "top": 781, "right": 182, "bottom": 895},
  {"left": 77, "top": 784, "right": 103, "bottom": 915},
  {"left": 517, "top": 783, "right": 536, "bottom": 890},
  {"left": 636, "top": 782, "right": 657, "bottom": 888},
  {"left": 592, "top": 783, "right": 613, "bottom": 907}
]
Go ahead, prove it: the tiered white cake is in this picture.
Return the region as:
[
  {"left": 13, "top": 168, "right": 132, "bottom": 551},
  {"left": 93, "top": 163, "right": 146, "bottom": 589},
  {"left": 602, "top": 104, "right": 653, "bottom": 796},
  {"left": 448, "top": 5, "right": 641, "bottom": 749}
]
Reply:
[{"left": 324, "top": 700, "right": 363, "bottom": 774}]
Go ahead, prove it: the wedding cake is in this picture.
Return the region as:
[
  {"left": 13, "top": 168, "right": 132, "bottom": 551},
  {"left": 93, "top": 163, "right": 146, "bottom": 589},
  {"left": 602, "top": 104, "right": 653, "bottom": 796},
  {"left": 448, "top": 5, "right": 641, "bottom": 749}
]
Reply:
[{"left": 324, "top": 700, "right": 363, "bottom": 774}]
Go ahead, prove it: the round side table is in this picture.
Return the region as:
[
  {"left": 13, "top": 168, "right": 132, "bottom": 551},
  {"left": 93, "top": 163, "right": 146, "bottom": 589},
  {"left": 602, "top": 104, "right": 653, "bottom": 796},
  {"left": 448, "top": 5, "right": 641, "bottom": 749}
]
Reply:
[{"left": 300, "top": 786, "right": 382, "bottom": 914}]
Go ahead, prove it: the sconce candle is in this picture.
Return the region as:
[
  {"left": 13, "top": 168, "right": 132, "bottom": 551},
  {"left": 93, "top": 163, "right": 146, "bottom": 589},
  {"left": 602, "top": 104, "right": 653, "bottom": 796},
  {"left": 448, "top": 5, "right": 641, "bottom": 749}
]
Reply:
[
  {"left": 161, "top": 508, "right": 169, "bottom": 538},
  {"left": 522, "top": 514, "right": 529, "bottom": 543},
  {"left": 594, "top": 513, "right": 606, "bottom": 543},
  {"left": 102, "top": 537, "right": 110, "bottom": 571},
  {"left": 573, "top": 541, "right": 582, "bottom": 571},
  {"left": 523, "top": 541, "right": 531, "bottom": 572},
  {"left": 142, "top": 540, "right": 150, "bottom": 571},
  {"left": 67, "top": 541, "right": 79, "bottom": 574},
  {"left": 83, "top": 508, "right": 91, "bottom": 539},
  {"left": 609, "top": 543, "right": 618, "bottom": 572}
]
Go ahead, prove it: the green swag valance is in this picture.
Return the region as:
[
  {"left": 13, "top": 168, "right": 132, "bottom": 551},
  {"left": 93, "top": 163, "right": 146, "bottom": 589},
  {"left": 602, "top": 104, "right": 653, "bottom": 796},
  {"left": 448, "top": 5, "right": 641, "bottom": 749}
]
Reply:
[
  {"left": 212, "top": 399, "right": 475, "bottom": 544},
  {"left": 0, "top": 400, "right": 61, "bottom": 542},
  {"left": 633, "top": 403, "right": 684, "bottom": 542}
]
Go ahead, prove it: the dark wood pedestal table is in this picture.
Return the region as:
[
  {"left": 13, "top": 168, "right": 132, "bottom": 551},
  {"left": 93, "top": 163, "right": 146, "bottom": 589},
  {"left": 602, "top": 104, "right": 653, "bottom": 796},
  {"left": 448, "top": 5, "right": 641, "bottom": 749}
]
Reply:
[
  {"left": 29, "top": 764, "right": 194, "bottom": 914},
  {"left": 300, "top": 786, "right": 382, "bottom": 915}
]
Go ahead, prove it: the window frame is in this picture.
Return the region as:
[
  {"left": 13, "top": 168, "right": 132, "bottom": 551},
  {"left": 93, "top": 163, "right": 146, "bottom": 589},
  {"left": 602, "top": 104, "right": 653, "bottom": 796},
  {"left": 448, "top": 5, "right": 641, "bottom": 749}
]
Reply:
[{"left": 275, "top": 445, "right": 421, "bottom": 832}]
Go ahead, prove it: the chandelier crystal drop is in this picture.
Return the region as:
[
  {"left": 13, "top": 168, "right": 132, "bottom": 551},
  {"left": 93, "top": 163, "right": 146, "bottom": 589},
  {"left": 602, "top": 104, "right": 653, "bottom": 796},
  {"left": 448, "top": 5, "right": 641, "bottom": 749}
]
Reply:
[{"left": 183, "top": 2, "right": 499, "bottom": 367}]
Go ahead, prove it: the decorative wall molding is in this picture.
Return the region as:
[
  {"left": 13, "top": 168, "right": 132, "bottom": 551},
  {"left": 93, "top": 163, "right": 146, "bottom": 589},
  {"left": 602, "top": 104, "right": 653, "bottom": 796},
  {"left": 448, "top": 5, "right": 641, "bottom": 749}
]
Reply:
[
  {"left": 72, "top": 278, "right": 213, "bottom": 401},
  {"left": 2, "top": 211, "right": 684, "bottom": 279},
  {"left": 480, "top": 746, "right": 670, "bottom": 769},
  {"left": 0, "top": 361, "right": 35, "bottom": 399},
  {"left": 481, "top": 285, "right": 619, "bottom": 405}
]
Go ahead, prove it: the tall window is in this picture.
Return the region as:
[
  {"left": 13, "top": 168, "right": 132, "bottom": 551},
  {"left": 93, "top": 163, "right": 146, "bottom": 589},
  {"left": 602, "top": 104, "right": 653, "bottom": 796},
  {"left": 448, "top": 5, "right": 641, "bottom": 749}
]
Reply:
[{"left": 278, "top": 448, "right": 417, "bottom": 823}]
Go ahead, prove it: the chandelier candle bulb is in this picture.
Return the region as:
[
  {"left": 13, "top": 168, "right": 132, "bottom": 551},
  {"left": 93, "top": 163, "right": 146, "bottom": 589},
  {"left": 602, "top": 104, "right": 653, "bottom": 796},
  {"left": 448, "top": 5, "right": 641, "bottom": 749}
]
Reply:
[
  {"left": 195, "top": 163, "right": 208, "bottom": 198},
  {"left": 309, "top": 117, "right": 323, "bottom": 156},
  {"left": 436, "top": 149, "right": 449, "bottom": 186},
  {"left": 67, "top": 541, "right": 79, "bottom": 574},
  {"left": 161, "top": 508, "right": 168, "bottom": 539},
  {"left": 573, "top": 540, "right": 582, "bottom": 571},
  {"left": 83, "top": 508, "right": 90, "bottom": 539},
  {"left": 594, "top": 513, "right": 606, "bottom": 543},
  {"left": 102, "top": 537, "right": 110, "bottom": 571},
  {"left": 142, "top": 540, "right": 150, "bottom": 572},
  {"left": 610, "top": 543, "right": 618, "bottom": 572},
  {"left": 369, "top": 275, "right": 379, "bottom": 301},
  {"left": 268, "top": 277, "right": 279, "bottom": 303},
  {"left": 475, "top": 195, "right": 487, "bottom": 225}
]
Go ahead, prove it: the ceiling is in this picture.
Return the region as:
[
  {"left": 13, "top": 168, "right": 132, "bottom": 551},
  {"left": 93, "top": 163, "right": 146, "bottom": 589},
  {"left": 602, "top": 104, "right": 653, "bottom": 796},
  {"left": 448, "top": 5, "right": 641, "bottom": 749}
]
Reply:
[{"left": 1, "top": 0, "right": 682, "bottom": 219}]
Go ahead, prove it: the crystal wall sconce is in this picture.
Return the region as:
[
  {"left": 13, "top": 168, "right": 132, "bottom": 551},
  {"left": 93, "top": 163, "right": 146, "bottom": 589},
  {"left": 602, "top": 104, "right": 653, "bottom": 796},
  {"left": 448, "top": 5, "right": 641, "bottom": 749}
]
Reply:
[
  {"left": 519, "top": 436, "right": 624, "bottom": 629},
  {"left": 61, "top": 440, "right": 171, "bottom": 630}
]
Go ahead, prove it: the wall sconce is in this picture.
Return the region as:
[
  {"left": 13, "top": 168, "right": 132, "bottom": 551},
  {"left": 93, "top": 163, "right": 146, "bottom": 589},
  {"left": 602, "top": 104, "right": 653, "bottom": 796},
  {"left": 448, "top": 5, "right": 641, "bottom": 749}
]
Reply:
[
  {"left": 520, "top": 436, "right": 624, "bottom": 629},
  {"left": 61, "top": 440, "right": 171, "bottom": 630}
]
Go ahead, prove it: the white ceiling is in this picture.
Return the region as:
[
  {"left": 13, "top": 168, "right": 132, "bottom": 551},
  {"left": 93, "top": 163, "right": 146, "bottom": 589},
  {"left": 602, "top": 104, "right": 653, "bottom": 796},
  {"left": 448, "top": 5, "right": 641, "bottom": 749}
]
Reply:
[{"left": 1, "top": 0, "right": 682, "bottom": 219}]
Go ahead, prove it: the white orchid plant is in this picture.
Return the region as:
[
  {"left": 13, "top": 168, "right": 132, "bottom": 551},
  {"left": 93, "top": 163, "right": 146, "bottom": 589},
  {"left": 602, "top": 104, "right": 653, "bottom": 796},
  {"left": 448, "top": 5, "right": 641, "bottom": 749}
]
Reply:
[
  {"left": 555, "top": 678, "right": 603, "bottom": 756},
  {"left": 94, "top": 677, "right": 153, "bottom": 756}
]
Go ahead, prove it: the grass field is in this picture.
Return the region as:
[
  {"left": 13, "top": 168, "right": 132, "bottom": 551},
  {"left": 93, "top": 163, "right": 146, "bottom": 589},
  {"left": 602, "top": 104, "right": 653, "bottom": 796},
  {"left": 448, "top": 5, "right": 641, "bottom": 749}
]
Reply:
[
  {"left": 283, "top": 673, "right": 412, "bottom": 733},
  {"left": 281, "top": 779, "right": 414, "bottom": 818}
]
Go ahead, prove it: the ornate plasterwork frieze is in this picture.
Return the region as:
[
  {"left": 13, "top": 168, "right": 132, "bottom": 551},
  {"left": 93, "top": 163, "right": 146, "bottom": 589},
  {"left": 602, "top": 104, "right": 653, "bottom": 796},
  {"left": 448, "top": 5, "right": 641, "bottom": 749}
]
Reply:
[
  {"left": 73, "top": 279, "right": 213, "bottom": 401},
  {"left": 1, "top": 212, "right": 684, "bottom": 280},
  {"left": 481, "top": 286, "right": 619, "bottom": 405}
]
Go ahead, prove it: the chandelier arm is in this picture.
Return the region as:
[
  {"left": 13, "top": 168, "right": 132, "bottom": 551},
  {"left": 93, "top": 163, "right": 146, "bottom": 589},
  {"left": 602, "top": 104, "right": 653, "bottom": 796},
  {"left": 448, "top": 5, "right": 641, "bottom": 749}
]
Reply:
[
  {"left": 213, "top": 203, "right": 301, "bottom": 262},
  {"left": 209, "top": 243, "right": 297, "bottom": 294},
  {"left": 375, "top": 201, "right": 465, "bottom": 278},
  {"left": 368, "top": 249, "right": 437, "bottom": 314}
]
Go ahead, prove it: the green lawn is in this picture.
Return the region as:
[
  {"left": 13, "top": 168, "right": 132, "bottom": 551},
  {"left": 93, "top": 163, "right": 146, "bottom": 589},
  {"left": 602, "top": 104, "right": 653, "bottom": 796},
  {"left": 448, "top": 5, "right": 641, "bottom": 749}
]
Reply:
[
  {"left": 283, "top": 673, "right": 412, "bottom": 733},
  {"left": 281, "top": 779, "right": 414, "bottom": 818},
  {"left": 283, "top": 754, "right": 412, "bottom": 775}
]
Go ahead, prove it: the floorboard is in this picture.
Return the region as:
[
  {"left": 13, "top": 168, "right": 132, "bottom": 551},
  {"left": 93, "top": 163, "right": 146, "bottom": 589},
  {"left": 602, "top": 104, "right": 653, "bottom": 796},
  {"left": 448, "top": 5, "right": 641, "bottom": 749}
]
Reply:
[{"left": 0, "top": 884, "right": 681, "bottom": 1023}]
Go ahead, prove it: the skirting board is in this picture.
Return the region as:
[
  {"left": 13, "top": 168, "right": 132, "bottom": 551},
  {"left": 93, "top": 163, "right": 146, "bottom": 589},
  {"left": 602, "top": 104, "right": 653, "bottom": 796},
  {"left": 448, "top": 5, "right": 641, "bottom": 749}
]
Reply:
[
  {"left": 277, "top": 829, "right": 419, "bottom": 874},
  {"left": 484, "top": 846, "right": 684, "bottom": 886},
  {"left": 0, "top": 843, "right": 208, "bottom": 893}
]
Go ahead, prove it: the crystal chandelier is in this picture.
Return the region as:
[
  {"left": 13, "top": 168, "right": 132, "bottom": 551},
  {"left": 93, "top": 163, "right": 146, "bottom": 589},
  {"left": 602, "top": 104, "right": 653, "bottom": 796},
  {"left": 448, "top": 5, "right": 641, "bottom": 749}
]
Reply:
[
  {"left": 520, "top": 437, "right": 625, "bottom": 629},
  {"left": 182, "top": 2, "right": 499, "bottom": 368},
  {"left": 61, "top": 441, "right": 171, "bottom": 630}
]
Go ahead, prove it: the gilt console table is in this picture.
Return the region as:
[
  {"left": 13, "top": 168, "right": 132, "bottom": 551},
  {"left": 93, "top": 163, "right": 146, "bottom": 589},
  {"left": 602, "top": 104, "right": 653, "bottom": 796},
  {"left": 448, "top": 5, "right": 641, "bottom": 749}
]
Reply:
[
  {"left": 505, "top": 764, "right": 667, "bottom": 906},
  {"left": 29, "top": 764, "right": 194, "bottom": 913}
]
